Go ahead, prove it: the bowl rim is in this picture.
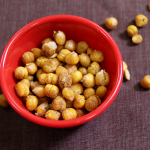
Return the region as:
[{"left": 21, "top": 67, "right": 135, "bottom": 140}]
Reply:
[{"left": 0, "top": 15, "right": 123, "bottom": 128}]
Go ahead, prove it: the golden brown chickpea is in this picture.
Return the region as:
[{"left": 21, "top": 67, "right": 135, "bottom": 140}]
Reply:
[
  {"left": 56, "top": 66, "right": 69, "bottom": 76},
  {"left": 79, "top": 53, "right": 91, "bottom": 67},
  {"left": 21, "top": 52, "right": 35, "bottom": 64},
  {"left": 83, "top": 88, "right": 96, "bottom": 99},
  {"left": 31, "top": 48, "right": 42, "bottom": 59},
  {"left": 35, "top": 101, "right": 49, "bottom": 117},
  {"left": 15, "top": 82, "right": 29, "bottom": 97},
  {"left": 87, "top": 62, "right": 101, "bottom": 75},
  {"left": 43, "top": 73, "right": 52, "bottom": 84},
  {"left": 36, "top": 56, "right": 48, "bottom": 68},
  {"left": 127, "top": 25, "right": 138, "bottom": 37},
  {"left": 148, "top": 2, "right": 150, "bottom": 10},
  {"left": 45, "top": 110, "right": 61, "bottom": 120},
  {"left": 62, "top": 108, "right": 77, "bottom": 120},
  {"left": 54, "top": 30, "right": 66, "bottom": 45},
  {"left": 90, "top": 50, "right": 104, "bottom": 63},
  {"left": 75, "top": 109, "right": 86, "bottom": 118},
  {"left": 65, "top": 64, "right": 77, "bottom": 74},
  {"left": 62, "top": 87, "right": 75, "bottom": 101},
  {"left": 51, "top": 58, "right": 60, "bottom": 67},
  {"left": 70, "top": 70, "right": 83, "bottom": 84},
  {"left": 26, "top": 75, "right": 34, "bottom": 81},
  {"left": 87, "top": 48, "right": 93, "bottom": 55},
  {"left": 65, "top": 52, "right": 79, "bottom": 65},
  {"left": 71, "top": 83, "right": 83, "bottom": 95},
  {"left": 73, "top": 95, "right": 85, "bottom": 109},
  {"left": 25, "top": 63, "right": 37, "bottom": 75},
  {"left": 20, "top": 79, "right": 30, "bottom": 88},
  {"left": 38, "top": 73, "right": 47, "bottom": 85},
  {"left": 45, "top": 84, "right": 59, "bottom": 99},
  {"left": 65, "top": 40, "right": 76, "bottom": 51},
  {"left": 135, "top": 14, "right": 148, "bottom": 27},
  {"left": 30, "top": 81, "right": 41, "bottom": 90},
  {"left": 96, "top": 85, "right": 107, "bottom": 98},
  {"left": 56, "top": 45, "right": 64, "bottom": 53},
  {"left": 123, "top": 61, "right": 128, "bottom": 72},
  {"left": 52, "top": 96, "right": 66, "bottom": 111},
  {"left": 32, "top": 85, "right": 45, "bottom": 97},
  {"left": 66, "top": 100, "right": 73, "bottom": 108},
  {"left": 95, "top": 70, "right": 110, "bottom": 86},
  {"left": 76, "top": 41, "right": 88, "bottom": 54},
  {"left": 36, "top": 69, "right": 45, "bottom": 80},
  {"left": 105, "top": 17, "right": 118, "bottom": 30},
  {"left": 41, "top": 41, "right": 57, "bottom": 57},
  {"left": 57, "top": 49, "right": 71, "bottom": 62},
  {"left": 82, "top": 73, "right": 95, "bottom": 88},
  {"left": 41, "top": 38, "right": 53, "bottom": 45},
  {"left": 49, "top": 103, "right": 54, "bottom": 110},
  {"left": 26, "top": 95, "right": 38, "bottom": 111},
  {"left": 132, "top": 34, "right": 143, "bottom": 44},
  {"left": 14, "top": 67, "right": 28, "bottom": 80},
  {"left": 85, "top": 95, "right": 101, "bottom": 112},
  {"left": 0, "top": 94, "right": 8, "bottom": 107},
  {"left": 78, "top": 67, "right": 88, "bottom": 75},
  {"left": 140, "top": 75, "right": 150, "bottom": 89},
  {"left": 38, "top": 97, "right": 50, "bottom": 105},
  {"left": 51, "top": 74, "right": 59, "bottom": 85}
]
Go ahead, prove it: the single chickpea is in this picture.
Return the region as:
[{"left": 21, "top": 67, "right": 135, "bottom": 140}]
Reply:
[
  {"left": 127, "top": 25, "right": 138, "bottom": 37},
  {"left": 26, "top": 75, "right": 34, "bottom": 81},
  {"left": 20, "top": 79, "right": 30, "bottom": 88},
  {"left": 124, "top": 69, "right": 130, "bottom": 81},
  {"left": 38, "top": 73, "right": 47, "bottom": 85},
  {"left": 79, "top": 53, "right": 91, "bottom": 67},
  {"left": 87, "top": 48, "right": 93, "bottom": 55},
  {"left": 62, "top": 108, "right": 77, "bottom": 120},
  {"left": 65, "top": 64, "right": 77, "bottom": 74},
  {"left": 85, "top": 95, "right": 101, "bottom": 112},
  {"left": 45, "top": 84, "right": 59, "bottom": 99},
  {"left": 90, "top": 50, "right": 104, "bottom": 63},
  {"left": 42, "top": 38, "right": 53, "bottom": 45},
  {"left": 41, "top": 41, "right": 57, "bottom": 57},
  {"left": 148, "top": 2, "right": 150, "bottom": 10},
  {"left": 132, "top": 34, "right": 143, "bottom": 44},
  {"left": 57, "top": 49, "right": 71, "bottom": 62},
  {"left": 35, "top": 101, "right": 49, "bottom": 117},
  {"left": 15, "top": 82, "right": 29, "bottom": 97},
  {"left": 0, "top": 94, "right": 9, "bottom": 107},
  {"left": 26, "top": 95, "right": 38, "bottom": 111},
  {"left": 36, "top": 69, "right": 45, "bottom": 80},
  {"left": 44, "top": 73, "right": 52, "bottom": 84},
  {"left": 56, "top": 45, "right": 64, "bottom": 53},
  {"left": 62, "top": 87, "right": 75, "bottom": 101},
  {"left": 135, "top": 14, "right": 148, "bottom": 27},
  {"left": 123, "top": 61, "right": 128, "bottom": 72},
  {"left": 96, "top": 86, "right": 107, "bottom": 98},
  {"left": 105, "top": 17, "right": 118, "bottom": 30},
  {"left": 32, "top": 85, "right": 45, "bottom": 97},
  {"left": 65, "top": 52, "right": 79, "bottom": 65},
  {"left": 76, "top": 109, "right": 86, "bottom": 118},
  {"left": 95, "top": 70, "right": 110, "bottom": 86},
  {"left": 78, "top": 67, "right": 87, "bottom": 75},
  {"left": 140, "top": 75, "right": 150, "bottom": 89},
  {"left": 36, "top": 56, "right": 48, "bottom": 68},
  {"left": 71, "top": 83, "right": 83, "bottom": 95},
  {"left": 73, "top": 95, "right": 85, "bottom": 109},
  {"left": 54, "top": 30, "right": 66, "bottom": 45},
  {"left": 52, "top": 96, "right": 66, "bottom": 111},
  {"left": 70, "top": 70, "right": 83, "bottom": 84},
  {"left": 45, "top": 110, "right": 61, "bottom": 120},
  {"left": 83, "top": 88, "right": 96, "bottom": 99},
  {"left": 56, "top": 66, "right": 69, "bottom": 76},
  {"left": 21, "top": 52, "right": 35, "bottom": 64},
  {"left": 25, "top": 63, "right": 37, "bottom": 75},
  {"left": 51, "top": 58, "right": 60, "bottom": 67},
  {"left": 64, "top": 40, "right": 76, "bottom": 51},
  {"left": 87, "top": 62, "right": 101, "bottom": 75},
  {"left": 31, "top": 48, "right": 42, "bottom": 59},
  {"left": 51, "top": 74, "right": 59, "bottom": 85},
  {"left": 76, "top": 41, "right": 88, "bottom": 54},
  {"left": 30, "top": 81, "right": 41, "bottom": 90},
  {"left": 66, "top": 100, "right": 73, "bottom": 108},
  {"left": 14, "top": 67, "right": 28, "bottom": 80},
  {"left": 38, "top": 97, "right": 50, "bottom": 105},
  {"left": 82, "top": 73, "right": 95, "bottom": 88}
]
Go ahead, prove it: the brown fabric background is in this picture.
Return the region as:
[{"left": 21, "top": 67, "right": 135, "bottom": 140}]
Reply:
[{"left": 0, "top": 0, "right": 150, "bottom": 149}]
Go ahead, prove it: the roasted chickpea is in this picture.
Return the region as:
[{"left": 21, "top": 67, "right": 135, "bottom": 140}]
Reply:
[
  {"left": 82, "top": 73, "right": 95, "bottom": 88},
  {"left": 66, "top": 100, "right": 73, "bottom": 108},
  {"left": 45, "top": 110, "right": 61, "bottom": 120},
  {"left": 54, "top": 30, "right": 66, "bottom": 45},
  {"left": 51, "top": 73, "right": 58, "bottom": 85},
  {"left": 30, "top": 81, "right": 40, "bottom": 90},
  {"left": 42, "top": 38, "right": 53, "bottom": 45},
  {"left": 73, "top": 95, "right": 85, "bottom": 109},
  {"left": 79, "top": 53, "right": 91, "bottom": 67},
  {"left": 140, "top": 75, "right": 150, "bottom": 89},
  {"left": 70, "top": 70, "right": 83, "bottom": 84},
  {"left": 65, "top": 64, "right": 77, "bottom": 74},
  {"left": 85, "top": 95, "right": 101, "bottom": 112},
  {"left": 65, "top": 52, "right": 79, "bottom": 65},
  {"left": 90, "top": 50, "right": 104, "bottom": 63},
  {"left": 96, "top": 85, "right": 107, "bottom": 98},
  {"left": 57, "top": 49, "right": 71, "bottom": 62},
  {"left": 51, "top": 58, "right": 60, "bottom": 67},
  {"left": 21, "top": 52, "right": 35, "bottom": 64},
  {"left": 36, "top": 69, "right": 45, "bottom": 80},
  {"left": 32, "top": 85, "right": 45, "bottom": 97},
  {"left": 20, "top": 79, "right": 30, "bottom": 88},
  {"left": 132, "top": 34, "right": 143, "bottom": 44},
  {"left": 105, "top": 17, "right": 118, "bottom": 30},
  {"left": 127, "top": 25, "right": 138, "bottom": 37},
  {"left": 26, "top": 95, "right": 38, "bottom": 111},
  {"left": 31, "top": 48, "right": 42, "bottom": 59},
  {"left": 38, "top": 97, "right": 50, "bottom": 105},
  {"left": 87, "top": 62, "right": 101, "bottom": 75},
  {"left": 83, "top": 88, "right": 96, "bottom": 99},
  {"left": 78, "top": 67, "right": 87, "bottom": 75},
  {"left": 25, "top": 63, "right": 37, "bottom": 75},
  {"left": 14, "top": 67, "right": 28, "bottom": 80},
  {"left": 76, "top": 109, "right": 86, "bottom": 118},
  {"left": 62, "top": 87, "right": 75, "bottom": 101},
  {"left": 148, "top": 2, "right": 150, "bottom": 10},
  {"left": 0, "top": 94, "right": 9, "bottom": 107},
  {"left": 71, "top": 83, "right": 83, "bottom": 95},
  {"left": 52, "top": 96, "right": 66, "bottom": 111},
  {"left": 123, "top": 61, "right": 128, "bottom": 72},
  {"left": 87, "top": 48, "right": 93, "bottom": 55},
  {"left": 56, "top": 45, "right": 64, "bottom": 53},
  {"left": 76, "top": 41, "right": 88, "bottom": 54},
  {"left": 62, "top": 108, "right": 77, "bottom": 120},
  {"left": 36, "top": 56, "right": 49, "bottom": 68},
  {"left": 56, "top": 66, "right": 69, "bottom": 76},
  {"left": 26, "top": 75, "right": 34, "bottom": 81},
  {"left": 124, "top": 69, "right": 130, "bottom": 81},
  {"left": 65, "top": 40, "right": 76, "bottom": 51},
  {"left": 135, "top": 14, "right": 148, "bottom": 27},
  {"left": 45, "top": 84, "right": 59, "bottom": 99},
  {"left": 38, "top": 73, "right": 47, "bottom": 85}
]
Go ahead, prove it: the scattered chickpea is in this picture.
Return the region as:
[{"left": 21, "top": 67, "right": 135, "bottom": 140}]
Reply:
[
  {"left": 132, "top": 34, "right": 143, "bottom": 44},
  {"left": 26, "top": 95, "right": 38, "bottom": 111},
  {"left": 78, "top": 67, "right": 88, "bottom": 75},
  {"left": 65, "top": 52, "right": 79, "bottom": 65},
  {"left": 127, "top": 25, "right": 138, "bottom": 37},
  {"left": 32, "top": 85, "right": 45, "bottom": 97},
  {"left": 31, "top": 48, "right": 42, "bottom": 59},
  {"left": 73, "top": 95, "right": 85, "bottom": 109},
  {"left": 62, "top": 108, "right": 77, "bottom": 120},
  {"left": 140, "top": 75, "right": 150, "bottom": 89},
  {"left": 14, "top": 67, "right": 28, "bottom": 80},
  {"left": 25, "top": 63, "right": 37, "bottom": 75},
  {"left": 21, "top": 52, "right": 35, "bottom": 64},
  {"left": 65, "top": 40, "right": 76, "bottom": 51},
  {"left": 71, "top": 83, "right": 83, "bottom": 95},
  {"left": 83, "top": 88, "right": 96, "bottom": 99},
  {"left": 76, "top": 109, "right": 86, "bottom": 118},
  {"left": 0, "top": 94, "right": 9, "bottom": 107},
  {"left": 105, "top": 17, "right": 118, "bottom": 30},
  {"left": 54, "top": 31, "right": 66, "bottom": 45},
  {"left": 62, "top": 87, "right": 75, "bottom": 101},
  {"left": 70, "top": 70, "right": 83, "bottom": 84},
  {"left": 96, "top": 86, "right": 107, "bottom": 98},
  {"left": 82, "top": 73, "right": 95, "bottom": 88},
  {"left": 124, "top": 69, "right": 130, "bottom": 80},
  {"left": 148, "top": 2, "right": 150, "bottom": 10},
  {"left": 79, "top": 53, "right": 91, "bottom": 67},
  {"left": 88, "top": 62, "right": 101, "bottom": 75},
  {"left": 135, "top": 14, "right": 148, "bottom": 27},
  {"left": 76, "top": 41, "right": 88, "bottom": 54},
  {"left": 45, "top": 110, "right": 61, "bottom": 120},
  {"left": 57, "top": 49, "right": 71, "bottom": 62},
  {"left": 90, "top": 50, "right": 104, "bottom": 63},
  {"left": 123, "top": 61, "right": 128, "bottom": 72}
]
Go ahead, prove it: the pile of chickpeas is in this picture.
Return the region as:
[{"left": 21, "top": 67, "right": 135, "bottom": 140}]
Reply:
[{"left": 14, "top": 30, "right": 110, "bottom": 120}]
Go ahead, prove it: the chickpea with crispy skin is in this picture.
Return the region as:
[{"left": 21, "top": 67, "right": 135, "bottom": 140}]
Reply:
[
  {"left": 88, "top": 62, "right": 101, "bottom": 75},
  {"left": 36, "top": 56, "right": 48, "bottom": 68},
  {"left": 71, "top": 83, "right": 83, "bottom": 95},
  {"left": 25, "top": 63, "right": 37, "bottom": 75},
  {"left": 38, "top": 73, "right": 47, "bottom": 85},
  {"left": 140, "top": 75, "right": 150, "bottom": 89},
  {"left": 83, "top": 88, "right": 96, "bottom": 99},
  {"left": 32, "top": 85, "right": 45, "bottom": 97},
  {"left": 62, "top": 108, "right": 77, "bottom": 120},
  {"left": 20, "top": 79, "right": 30, "bottom": 88},
  {"left": 38, "top": 97, "right": 50, "bottom": 105},
  {"left": 26, "top": 95, "right": 38, "bottom": 111},
  {"left": 45, "top": 110, "right": 61, "bottom": 120},
  {"left": 76, "top": 41, "right": 88, "bottom": 54},
  {"left": 26, "top": 75, "right": 34, "bottom": 81},
  {"left": 70, "top": 70, "right": 83, "bottom": 84},
  {"left": 62, "top": 87, "right": 75, "bottom": 101},
  {"left": 73, "top": 95, "right": 85, "bottom": 109},
  {"left": 42, "top": 38, "right": 53, "bottom": 45},
  {"left": 105, "top": 17, "right": 118, "bottom": 30},
  {"left": 79, "top": 53, "right": 91, "bottom": 67},
  {"left": 30, "top": 81, "right": 40, "bottom": 90},
  {"left": 54, "top": 31, "right": 66, "bottom": 45},
  {"left": 135, "top": 14, "right": 148, "bottom": 27},
  {"left": 78, "top": 67, "right": 87, "bottom": 75},
  {"left": 82, "top": 73, "right": 95, "bottom": 88},
  {"left": 127, "top": 25, "right": 138, "bottom": 37},
  {"left": 87, "top": 48, "right": 93, "bottom": 55},
  {"left": 36, "top": 69, "right": 45, "bottom": 80},
  {"left": 96, "top": 85, "right": 107, "bottom": 98},
  {"left": 90, "top": 50, "right": 104, "bottom": 63},
  {"left": 65, "top": 52, "right": 79, "bottom": 65},
  {"left": 65, "top": 40, "right": 76, "bottom": 51},
  {"left": 52, "top": 58, "right": 60, "bottom": 67},
  {"left": 65, "top": 64, "right": 77, "bottom": 74},
  {"left": 31, "top": 48, "right": 42, "bottom": 59},
  {"left": 132, "top": 34, "right": 143, "bottom": 44},
  {"left": 57, "top": 49, "right": 71, "bottom": 62},
  {"left": 14, "top": 67, "right": 28, "bottom": 80},
  {"left": 56, "top": 66, "right": 69, "bottom": 76},
  {"left": 21, "top": 52, "right": 35, "bottom": 64},
  {"left": 76, "top": 109, "right": 86, "bottom": 118}
]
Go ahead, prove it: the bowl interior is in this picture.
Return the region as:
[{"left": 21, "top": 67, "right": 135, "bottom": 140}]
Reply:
[{"left": 1, "top": 16, "right": 122, "bottom": 128}]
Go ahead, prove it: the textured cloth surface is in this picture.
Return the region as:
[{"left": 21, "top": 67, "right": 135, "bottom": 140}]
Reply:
[{"left": 0, "top": 0, "right": 150, "bottom": 150}]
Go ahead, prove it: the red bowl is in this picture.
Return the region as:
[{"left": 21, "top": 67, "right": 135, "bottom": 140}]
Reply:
[{"left": 0, "top": 15, "right": 123, "bottom": 128}]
